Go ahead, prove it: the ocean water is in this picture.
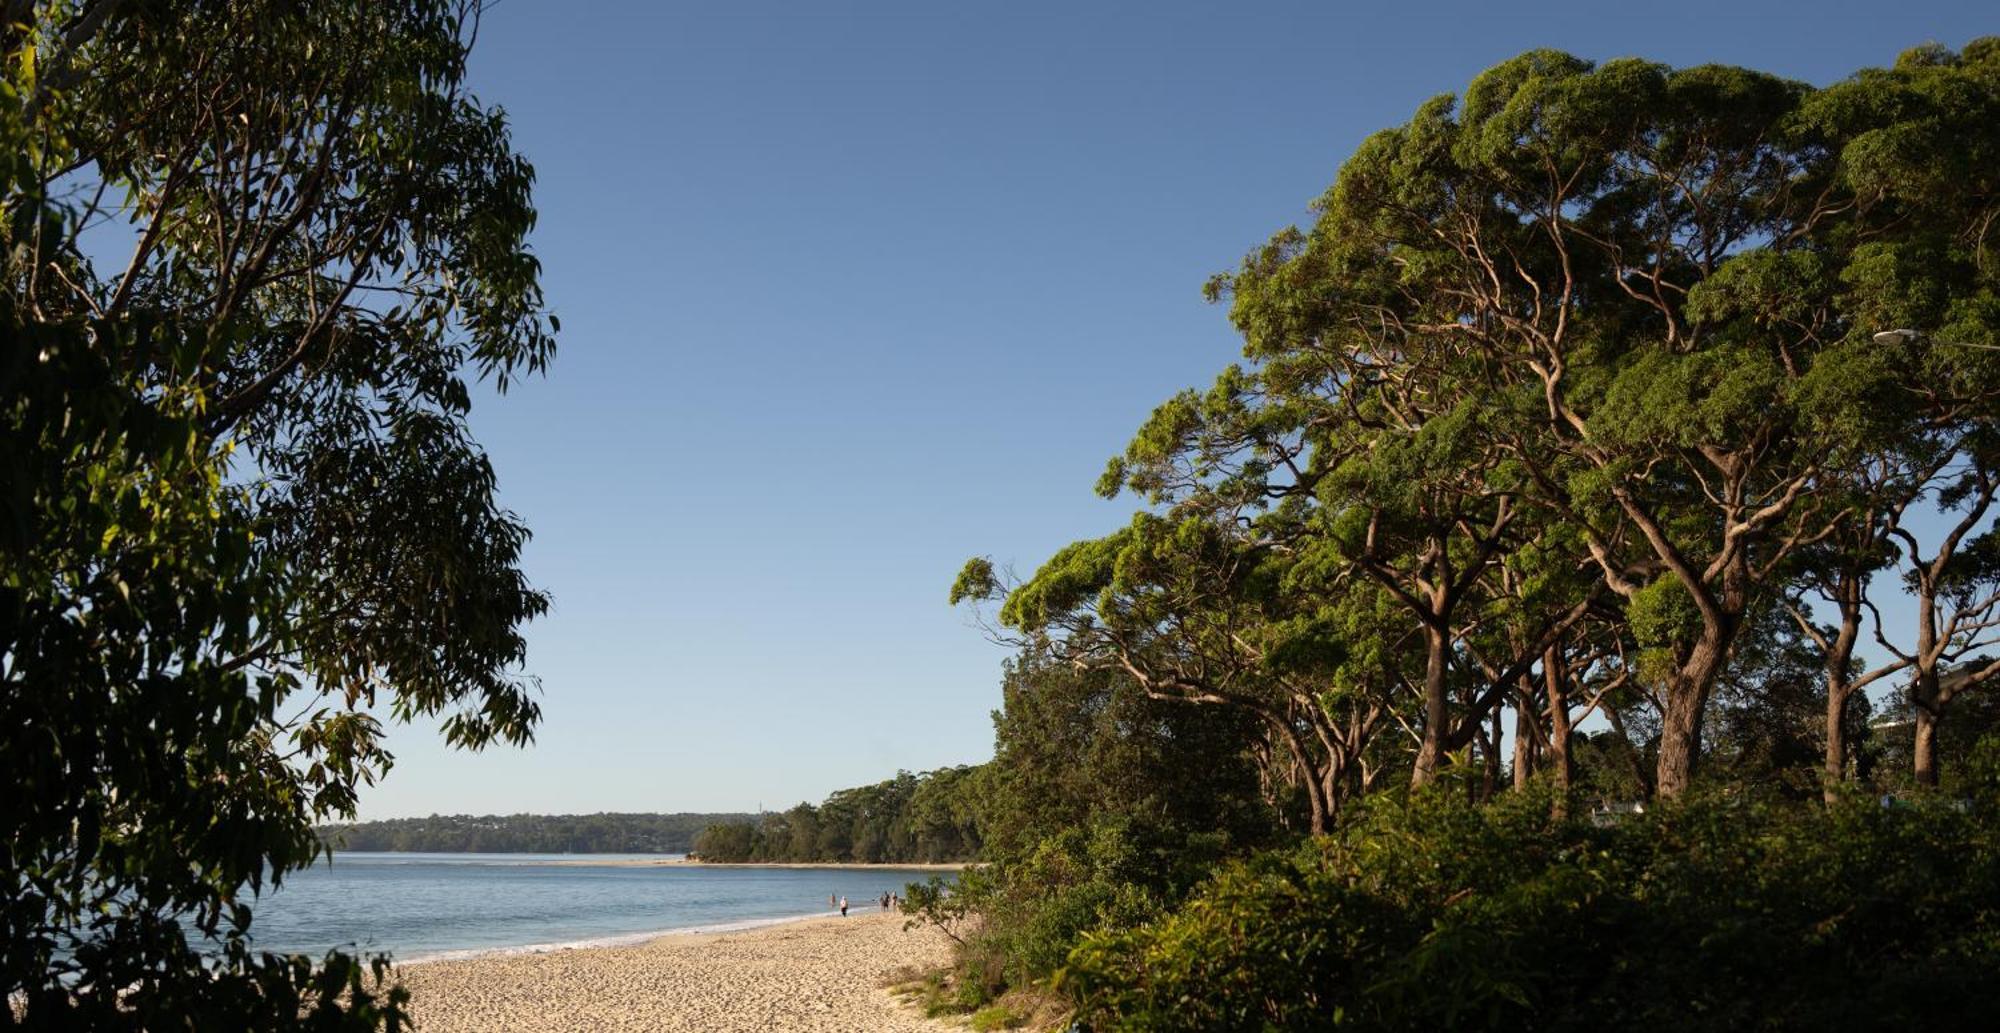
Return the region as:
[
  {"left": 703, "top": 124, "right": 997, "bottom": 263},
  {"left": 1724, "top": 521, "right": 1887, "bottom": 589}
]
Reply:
[{"left": 236, "top": 853, "right": 945, "bottom": 962}]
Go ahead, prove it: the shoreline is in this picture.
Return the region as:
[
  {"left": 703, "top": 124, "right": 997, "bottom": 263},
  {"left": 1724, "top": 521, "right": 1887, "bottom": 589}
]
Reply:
[
  {"left": 394, "top": 911, "right": 954, "bottom": 1032},
  {"left": 396, "top": 909, "right": 842, "bottom": 966},
  {"left": 554, "top": 858, "right": 970, "bottom": 870}
]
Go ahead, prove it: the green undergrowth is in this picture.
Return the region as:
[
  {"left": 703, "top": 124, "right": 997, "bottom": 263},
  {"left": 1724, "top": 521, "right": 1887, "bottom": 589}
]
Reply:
[
  {"left": 1058, "top": 761, "right": 2000, "bottom": 1031},
  {"left": 901, "top": 814, "right": 1239, "bottom": 1020}
]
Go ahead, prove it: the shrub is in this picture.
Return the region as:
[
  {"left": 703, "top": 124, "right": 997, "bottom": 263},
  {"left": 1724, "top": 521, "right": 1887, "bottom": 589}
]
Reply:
[
  {"left": 906, "top": 817, "right": 1211, "bottom": 1013},
  {"left": 1061, "top": 783, "right": 2000, "bottom": 1031}
]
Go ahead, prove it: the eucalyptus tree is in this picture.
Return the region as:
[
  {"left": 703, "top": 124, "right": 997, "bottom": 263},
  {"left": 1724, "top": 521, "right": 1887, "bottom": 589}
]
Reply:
[
  {"left": 2, "top": 1, "right": 554, "bottom": 1026},
  {"left": 1779, "top": 430, "right": 1999, "bottom": 797},
  {"left": 1779, "top": 486, "right": 1908, "bottom": 800},
  {"left": 1074, "top": 317, "right": 1608, "bottom": 793},
  {"left": 1281, "top": 380, "right": 1541, "bottom": 788},
  {"left": 1307, "top": 56, "right": 1839, "bottom": 798},
  {"left": 1478, "top": 542, "right": 1632, "bottom": 802},
  {"left": 1190, "top": 44, "right": 2000, "bottom": 796},
  {"left": 1801, "top": 42, "right": 2000, "bottom": 786},
  {"left": 1536, "top": 616, "right": 1642, "bottom": 802},
  {"left": 1879, "top": 462, "right": 2000, "bottom": 785},
  {"left": 953, "top": 507, "right": 1389, "bottom": 834},
  {"left": 978, "top": 655, "right": 1272, "bottom": 858}
]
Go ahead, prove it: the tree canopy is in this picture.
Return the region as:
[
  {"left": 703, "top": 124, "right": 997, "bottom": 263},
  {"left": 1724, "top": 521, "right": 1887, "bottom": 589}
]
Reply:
[
  {"left": 927, "top": 39, "right": 2000, "bottom": 1028},
  {"left": 693, "top": 767, "right": 986, "bottom": 865},
  {"left": 2, "top": 2, "right": 553, "bottom": 1026},
  {"left": 958, "top": 38, "right": 2000, "bottom": 809}
]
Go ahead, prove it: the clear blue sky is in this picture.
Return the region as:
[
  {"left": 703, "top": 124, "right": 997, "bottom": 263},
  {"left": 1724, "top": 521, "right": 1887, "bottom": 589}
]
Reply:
[{"left": 355, "top": 0, "right": 1997, "bottom": 819}]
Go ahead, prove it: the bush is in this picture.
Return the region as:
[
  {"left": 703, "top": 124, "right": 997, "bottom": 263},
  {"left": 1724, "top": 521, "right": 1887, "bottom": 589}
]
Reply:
[
  {"left": 1061, "top": 783, "right": 2000, "bottom": 1031},
  {"left": 905, "top": 816, "right": 1234, "bottom": 1013}
]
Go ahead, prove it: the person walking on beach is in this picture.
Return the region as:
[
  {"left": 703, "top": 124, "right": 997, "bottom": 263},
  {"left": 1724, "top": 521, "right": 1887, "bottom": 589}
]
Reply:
[
  {"left": 829, "top": 893, "right": 837, "bottom": 910},
  {"left": 839, "top": 896, "right": 849, "bottom": 917}
]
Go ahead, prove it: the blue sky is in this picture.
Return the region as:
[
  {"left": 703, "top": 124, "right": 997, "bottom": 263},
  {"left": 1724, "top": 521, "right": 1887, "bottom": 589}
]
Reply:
[{"left": 355, "top": 0, "right": 1998, "bottom": 819}]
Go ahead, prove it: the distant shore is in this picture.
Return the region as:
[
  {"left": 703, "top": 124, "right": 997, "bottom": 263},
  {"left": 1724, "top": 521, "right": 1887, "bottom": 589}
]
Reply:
[
  {"left": 395, "top": 911, "right": 952, "bottom": 1032},
  {"left": 550, "top": 858, "right": 971, "bottom": 870}
]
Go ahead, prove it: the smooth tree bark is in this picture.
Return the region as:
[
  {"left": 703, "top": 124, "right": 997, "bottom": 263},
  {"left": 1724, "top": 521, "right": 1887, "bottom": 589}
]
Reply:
[
  {"left": 1881, "top": 470, "right": 2000, "bottom": 786},
  {"left": 1544, "top": 647, "right": 1575, "bottom": 806},
  {"left": 1512, "top": 682, "right": 1539, "bottom": 792},
  {"left": 1784, "top": 564, "right": 1908, "bottom": 803}
]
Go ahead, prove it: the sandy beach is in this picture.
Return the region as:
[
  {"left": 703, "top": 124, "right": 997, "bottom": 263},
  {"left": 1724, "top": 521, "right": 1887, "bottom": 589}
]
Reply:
[{"left": 394, "top": 912, "right": 955, "bottom": 1032}]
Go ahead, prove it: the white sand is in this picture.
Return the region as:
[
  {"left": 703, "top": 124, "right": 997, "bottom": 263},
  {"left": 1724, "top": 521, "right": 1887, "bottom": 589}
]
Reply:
[{"left": 394, "top": 912, "right": 955, "bottom": 1032}]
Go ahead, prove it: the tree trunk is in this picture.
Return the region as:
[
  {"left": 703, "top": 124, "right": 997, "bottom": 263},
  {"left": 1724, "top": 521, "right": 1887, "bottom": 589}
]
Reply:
[
  {"left": 1512, "top": 698, "right": 1536, "bottom": 791},
  {"left": 1655, "top": 627, "right": 1732, "bottom": 798},
  {"left": 1321, "top": 762, "right": 1342, "bottom": 830},
  {"left": 1410, "top": 623, "right": 1451, "bottom": 788},
  {"left": 1545, "top": 646, "right": 1573, "bottom": 812},
  {"left": 1820, "top": 575, "right": 1865, "bottom": 805},
  {"left": 1909, "top": 587, "right": 1944, "bottom": 788},
  {"left": 1479, "top": 708, "right": 1502, "bottom": 802},
  {"left": 1823, "top": 686, "right": 1849, "bottom": 803},
  {"left": 1913, "top": 704, "right": 1940, "bottom": 788},
  {"left": 1297, "top": 733, "right": 1332, "bottom": 835},
  {"left": 1656, "top": 707, "right": 1700, "bottom": 797}
]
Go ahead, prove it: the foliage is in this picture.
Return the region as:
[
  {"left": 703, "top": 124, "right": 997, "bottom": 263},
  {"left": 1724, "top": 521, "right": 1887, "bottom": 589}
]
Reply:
[
  {"left": 941, "top": 39, "right": 2000, "bottom": 1031},
  {"left": 935, "top": 824, "right": 1170, "bottom": 1002},
  {"left": 967, "top": 38, "right": 2000, "bottom": 813},
  {"left": 900, "top": 657, "right": 1276, "bottom": 1013},
  {"left": 1061, "top": 783, "right": 2000, "bottom": 1031},
  {"left": 320, "top": 813, "right": 752, "bottom": 854},
  {"left": 978, "top": 656, "right": 1277, "bottom": 860},
  {"left": 902, "top": 870, "right": 987, "bottom": 948},
  {"left": 2, "top": 2, "right": 551, "bottom": 1026},
  {"left": 692, "top": 766, "right": 985, "bottom": 864}
]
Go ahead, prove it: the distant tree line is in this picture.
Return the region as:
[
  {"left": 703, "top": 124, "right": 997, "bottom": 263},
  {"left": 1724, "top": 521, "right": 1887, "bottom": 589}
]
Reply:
[
  {"left": 692, "top": 767, "right": 984, "bottom": 863},
  {"left": 319, "top": 812, "right": 751, "bottom": 853}
]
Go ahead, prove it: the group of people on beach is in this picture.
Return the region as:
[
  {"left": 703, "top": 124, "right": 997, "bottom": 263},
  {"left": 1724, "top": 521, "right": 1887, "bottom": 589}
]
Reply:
[{"left": 829, "top": 892, "right": 900, "bottom": 917}]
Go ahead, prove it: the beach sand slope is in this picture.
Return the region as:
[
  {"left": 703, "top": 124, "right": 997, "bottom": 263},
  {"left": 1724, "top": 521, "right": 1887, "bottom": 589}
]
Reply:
[{"left": 396, "top": 912, "right": 955, "bottom": 1032}]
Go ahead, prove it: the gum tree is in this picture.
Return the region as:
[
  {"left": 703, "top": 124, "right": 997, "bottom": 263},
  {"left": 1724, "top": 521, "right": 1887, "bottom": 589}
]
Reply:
[
  {"left": 2, "top": 2, "right": 555, "bottom": 1026},
  {"left": 953, "top": 506, "right": 1393, "bottom": 834},
  {"left": 1804, "top": 42, "right": 2000, "bottom": 786},
  {"left": 958, "top": 42, "right": 2000, "bottom": 808},
  {"left": 1182, "top": 45, "right": 1998, "bottom": 796}
]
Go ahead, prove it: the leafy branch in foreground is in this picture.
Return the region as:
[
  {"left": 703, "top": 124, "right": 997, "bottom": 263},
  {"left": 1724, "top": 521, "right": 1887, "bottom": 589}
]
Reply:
[
  {"left": 3, "top": 2, "right": 554, "bottom": 1026},
  {"left": 902, "top": 873, "right": 983, "bottom": 947}
]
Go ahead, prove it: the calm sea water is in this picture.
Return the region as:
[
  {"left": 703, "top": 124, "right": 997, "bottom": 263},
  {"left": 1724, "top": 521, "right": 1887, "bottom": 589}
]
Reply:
[{"left": 237, "top": 853, "right": 944, "bottom": 962}]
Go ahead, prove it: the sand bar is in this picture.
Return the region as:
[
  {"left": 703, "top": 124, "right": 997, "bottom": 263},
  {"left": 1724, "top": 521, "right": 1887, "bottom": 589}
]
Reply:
[{"left": 395, "top": 912, "right": 954, "bottom": 1032}]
